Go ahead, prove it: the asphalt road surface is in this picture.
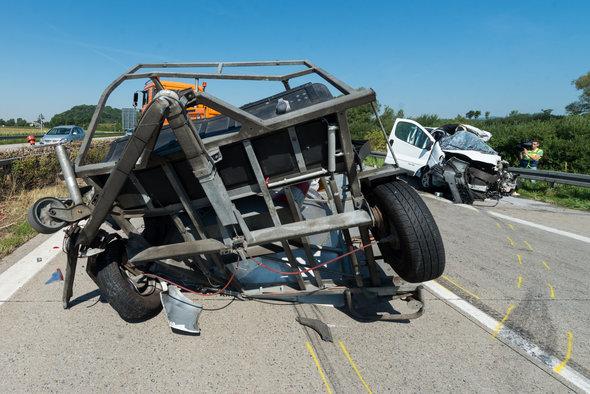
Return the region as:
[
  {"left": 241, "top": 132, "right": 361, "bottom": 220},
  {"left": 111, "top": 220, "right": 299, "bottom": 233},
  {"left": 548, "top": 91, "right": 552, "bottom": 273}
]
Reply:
[{"left": 0, "top": 194, "right": 588, "bottom": 392}]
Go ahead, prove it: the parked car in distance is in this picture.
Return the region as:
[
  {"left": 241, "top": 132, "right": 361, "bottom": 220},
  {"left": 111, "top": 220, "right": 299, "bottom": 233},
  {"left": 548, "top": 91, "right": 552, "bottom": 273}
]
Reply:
[{"left": 40, "top": 125, "right": 85, "bottom": 145}]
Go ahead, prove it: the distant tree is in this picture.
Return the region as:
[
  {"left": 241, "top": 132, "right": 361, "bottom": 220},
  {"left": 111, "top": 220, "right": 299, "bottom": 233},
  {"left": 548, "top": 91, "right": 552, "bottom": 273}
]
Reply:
[
  {"left": 49, "top": 105, "right": 122, "bottom": 128},
  {"left": 414, "top": 114, "right": 440, "bottom": 126},
  {"left": 473, "top": 110, "right": 481, "bottom": 119},
  {"left": 466, "top": 110, "right": 478, "bottom": 119},
  {"left": 484, "top": 111, "right": 490, "bottom": 119},
  {"left": 566, "top": 71, "right": 590, "bottom": 115},
  {"left": 16, "top": 117, "right": 28, "bottom": 127},
  {"left": 6, "top": 118, "right": 15, "bottom": 127},
  {"left": 347, "top": 101, "right": 403, "bottom": 139},
  {"left": 0, "top": 119, "right": 4, "bottom": 126},
  {"left": 508, "top": 110, "right": 519, "bottom": 117}
]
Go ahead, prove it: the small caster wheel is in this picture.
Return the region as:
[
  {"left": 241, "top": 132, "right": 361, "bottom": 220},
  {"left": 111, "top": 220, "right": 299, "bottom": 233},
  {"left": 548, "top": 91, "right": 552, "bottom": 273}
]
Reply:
[{"left": 27, "top": 197, "right": 67, "bottom": 234}]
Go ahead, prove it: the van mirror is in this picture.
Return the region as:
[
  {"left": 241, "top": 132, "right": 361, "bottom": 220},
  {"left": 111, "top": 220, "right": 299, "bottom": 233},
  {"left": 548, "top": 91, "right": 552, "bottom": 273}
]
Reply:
[{"left": 133, "top": 92, "right": 139, "bottom": 108}]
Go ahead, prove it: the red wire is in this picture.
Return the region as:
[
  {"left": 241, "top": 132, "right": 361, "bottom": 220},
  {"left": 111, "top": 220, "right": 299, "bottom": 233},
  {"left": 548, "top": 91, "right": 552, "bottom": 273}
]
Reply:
[
  {"left": 143, "top": 241, "right": 375, "bottom": 293},
  {"left": 145, "top": 272, "right": 235, "bottom": 297},
  {"left": 252, "top": 242, "right": 375, "bottom": 276}
]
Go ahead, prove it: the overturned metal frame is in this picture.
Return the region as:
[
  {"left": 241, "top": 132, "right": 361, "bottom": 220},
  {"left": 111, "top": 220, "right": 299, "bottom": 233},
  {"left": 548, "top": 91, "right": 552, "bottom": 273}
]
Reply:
[{"left": 60, "top": 60, "right": 419, "bottom": 319}]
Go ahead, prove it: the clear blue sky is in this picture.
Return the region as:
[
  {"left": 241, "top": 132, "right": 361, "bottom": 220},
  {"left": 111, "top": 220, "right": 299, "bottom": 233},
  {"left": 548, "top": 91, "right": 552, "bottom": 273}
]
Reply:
[{"left": 1, "top": 0, "right": 588, "bottom": 121}]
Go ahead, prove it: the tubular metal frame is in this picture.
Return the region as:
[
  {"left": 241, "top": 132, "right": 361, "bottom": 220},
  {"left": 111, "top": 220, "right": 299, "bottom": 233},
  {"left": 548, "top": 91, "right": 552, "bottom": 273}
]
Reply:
[
  {"left": 57, "top": 60, "right": 422, "bottom": 319},
  {"left": 76, "top": 60, "right": 358, "bottom": 166}
]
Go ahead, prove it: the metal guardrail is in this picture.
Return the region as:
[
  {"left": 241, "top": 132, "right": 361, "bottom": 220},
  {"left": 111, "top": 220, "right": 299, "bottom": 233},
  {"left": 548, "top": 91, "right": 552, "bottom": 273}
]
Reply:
[
  {"left": 370, "top": 150, "right": 387, "bottom": 158},
  {"left": 507, "top": 167, "right": 590, "bottom": 188},
  {"left": 368, "top": 150, "right": 590, "bottom": 188}
]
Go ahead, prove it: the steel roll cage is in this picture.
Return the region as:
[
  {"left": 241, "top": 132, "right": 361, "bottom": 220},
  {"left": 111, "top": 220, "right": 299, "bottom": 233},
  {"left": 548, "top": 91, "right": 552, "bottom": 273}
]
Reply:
[{"left": 76, "top": 60, "right": 362, "bottom": 166}]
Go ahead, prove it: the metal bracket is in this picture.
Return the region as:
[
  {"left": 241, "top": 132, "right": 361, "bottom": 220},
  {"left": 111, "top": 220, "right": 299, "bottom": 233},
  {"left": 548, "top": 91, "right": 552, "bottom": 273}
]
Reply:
[
  {"left": 62, "top": 225, "right": 81, "bottom": 309},
  {"left": 50, "top": 204, "right": 92, "bottom": 223},
  {"left": 344, "top": 286, "right": 424, "bottom": 321}
]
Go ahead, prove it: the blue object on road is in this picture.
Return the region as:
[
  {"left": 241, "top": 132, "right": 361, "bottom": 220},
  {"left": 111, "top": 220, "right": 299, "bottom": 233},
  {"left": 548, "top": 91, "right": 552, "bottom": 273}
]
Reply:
[{"left": 45, "top": 268, "right": 64, "bottom": 284}]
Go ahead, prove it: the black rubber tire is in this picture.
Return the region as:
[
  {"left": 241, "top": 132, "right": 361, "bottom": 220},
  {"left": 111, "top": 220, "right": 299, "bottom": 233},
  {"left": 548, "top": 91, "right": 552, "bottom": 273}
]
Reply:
[
  {"left": 27, "top": 197, "right": 67, "bottom": 234},
  {"left": 372, "top": 180, "right": 445, "bottom": 283},
  {"left": 95, "top": 240, "right": 162, "bottom": 322}
]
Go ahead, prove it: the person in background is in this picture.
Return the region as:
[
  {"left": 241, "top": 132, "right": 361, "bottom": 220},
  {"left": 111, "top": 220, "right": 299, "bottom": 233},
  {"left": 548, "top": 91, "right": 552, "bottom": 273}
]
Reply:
[{"left": 519, "top": 139, "right": 543, "bottom": 169}]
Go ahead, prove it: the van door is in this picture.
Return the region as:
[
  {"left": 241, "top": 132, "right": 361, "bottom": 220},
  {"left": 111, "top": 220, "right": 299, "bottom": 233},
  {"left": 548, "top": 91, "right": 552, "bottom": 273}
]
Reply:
[{"left": 386, "top": 118, "right": 435, "bottom": 175}]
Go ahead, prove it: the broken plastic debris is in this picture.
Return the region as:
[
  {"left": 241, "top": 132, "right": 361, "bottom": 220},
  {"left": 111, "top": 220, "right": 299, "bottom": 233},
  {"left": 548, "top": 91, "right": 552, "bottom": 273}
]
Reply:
[{"left": 45, "top": 268, "right": 64, "bottom": 284}]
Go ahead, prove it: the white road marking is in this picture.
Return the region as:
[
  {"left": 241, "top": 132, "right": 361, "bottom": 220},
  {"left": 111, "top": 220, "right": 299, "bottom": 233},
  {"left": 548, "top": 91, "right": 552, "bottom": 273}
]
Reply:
[
  {"left": 423, "top": 281, "right": 590, "bottom": 392},
  {"left": 489, "top": 212, "right": 590, "bottom": 244},
  {"left": 0, "top": 230, "right": 65, "bottom": 305},
  {"left": 455, "top": 204, "right": 479, "bottom": 212},
  {"left": 418, "top": 192, "right": 453, "bottom": 204}
]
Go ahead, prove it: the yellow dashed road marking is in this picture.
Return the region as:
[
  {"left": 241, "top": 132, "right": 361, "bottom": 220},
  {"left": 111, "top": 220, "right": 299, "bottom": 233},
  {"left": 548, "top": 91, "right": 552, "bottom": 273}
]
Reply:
[
  {"left": 493, "top": 304, "right": 515, "bottom": 337},
  {"left": 523, "top": 240, "right": 534, "bottom": 251},
  {"left": 517, "top": 254, "right": 523, "bottom": 265},
  {"left": 440, "top": 275, "right": 481, "bottom": 300},
  {"left": 506, "top": 236, "right": 516, "bottom": 247},
  {"left": 517, "top": 276, "right": 523, "bottom": 288},
  {"left": 548, "top": 283, "right": 556, "bottom": 299},
  {"left": 338, "top": 341, "right": 373, "bottom": 394},
  {"left": 496, "top": 222, "right": 502, "bottom": 229},
  {"left": 554, "top": 331, "right": 574, "bottom": 373},
  {"left": 542, "top": 261, "right": 551, "bottom": 271},
  {"left": 305, "top": 342, "right": 333, "bottom": 394},
  {"left": 507, "top": 223, "right": 515, "bottom": 230}
]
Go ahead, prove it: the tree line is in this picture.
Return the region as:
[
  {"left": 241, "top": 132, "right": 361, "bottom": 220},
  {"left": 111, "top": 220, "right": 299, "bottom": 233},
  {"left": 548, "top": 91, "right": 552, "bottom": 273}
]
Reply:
[
  {"left": 0, "top": 118, "right": 30, "bottom": 127},
  {"left": 0, "top": 105, "right": 123, "bottom": 130}
]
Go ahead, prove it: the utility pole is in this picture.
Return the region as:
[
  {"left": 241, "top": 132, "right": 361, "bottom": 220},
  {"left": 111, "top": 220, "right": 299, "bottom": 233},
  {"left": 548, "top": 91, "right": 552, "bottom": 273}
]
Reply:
[{"left": 38, "top": 114, "right": 45, "bottom": 132}]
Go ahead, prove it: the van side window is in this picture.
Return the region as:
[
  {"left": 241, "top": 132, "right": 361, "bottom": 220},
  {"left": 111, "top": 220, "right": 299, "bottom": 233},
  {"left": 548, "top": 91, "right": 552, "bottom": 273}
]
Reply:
[{"left": 394, "top": 121, "right": 430, "bottom": 149}]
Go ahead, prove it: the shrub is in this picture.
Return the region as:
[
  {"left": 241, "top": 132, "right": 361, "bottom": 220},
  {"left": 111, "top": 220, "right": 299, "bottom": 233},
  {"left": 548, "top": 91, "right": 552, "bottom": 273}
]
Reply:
[{"left": 0, "top": 141, "right": 111, "bottom": 200}]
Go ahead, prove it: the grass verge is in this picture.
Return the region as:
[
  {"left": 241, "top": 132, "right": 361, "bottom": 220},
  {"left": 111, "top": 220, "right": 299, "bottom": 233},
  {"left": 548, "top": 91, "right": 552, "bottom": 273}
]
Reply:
[
  {"left": 517, "top": 180, "right": 590, "bottom": 211},
  {"left": 0, "top": 127, "right": 48, "bottom": 136},
  {"left": 0, "top": 184, "right": 67, "bottom": 258}
]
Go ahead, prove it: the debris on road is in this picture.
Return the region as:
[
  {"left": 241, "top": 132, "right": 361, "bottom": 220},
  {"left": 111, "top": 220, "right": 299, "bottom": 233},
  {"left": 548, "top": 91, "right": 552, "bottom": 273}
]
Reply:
[{"left": 44, "top": 268, "right": 63, "bottom": 284}]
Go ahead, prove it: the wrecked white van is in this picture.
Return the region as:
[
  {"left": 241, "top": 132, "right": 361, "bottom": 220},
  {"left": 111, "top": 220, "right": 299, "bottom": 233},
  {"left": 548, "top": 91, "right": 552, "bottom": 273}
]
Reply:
[{"left": 385, "top": 119, "right": 516, "bottom": 204}]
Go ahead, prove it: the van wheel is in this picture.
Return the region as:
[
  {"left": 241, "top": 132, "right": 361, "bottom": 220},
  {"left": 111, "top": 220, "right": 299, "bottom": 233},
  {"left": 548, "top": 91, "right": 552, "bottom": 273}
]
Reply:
[
  {"left": 419, "top": 170, "right": 433, "bottom": 191},
  {"left": 371, "top": 180, "right": 445, "bottom": 283},
  {"left": 95, "top": 239, "right": 162, "bottom": 322}
]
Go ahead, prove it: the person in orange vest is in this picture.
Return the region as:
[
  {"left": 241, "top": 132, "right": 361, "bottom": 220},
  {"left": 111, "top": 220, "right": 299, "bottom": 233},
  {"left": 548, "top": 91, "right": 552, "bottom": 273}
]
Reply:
[{"left": 27, "top": 135, "right": 36, "bottom": 145}]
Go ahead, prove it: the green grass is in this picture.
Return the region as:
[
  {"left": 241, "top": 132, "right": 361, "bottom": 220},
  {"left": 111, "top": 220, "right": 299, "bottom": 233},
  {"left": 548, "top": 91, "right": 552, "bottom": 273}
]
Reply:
[
  {"left": 517, "top": 180, "right": 590, "bottom": 211},
  {"left": 0, "top": 126, "right": 48, "bottom": 136},
  {"left": 0, "top": 221, "right": 37, "bottom": 258},
  {"left": 363, "top": 156, "right": 385, "bottom": 168}
]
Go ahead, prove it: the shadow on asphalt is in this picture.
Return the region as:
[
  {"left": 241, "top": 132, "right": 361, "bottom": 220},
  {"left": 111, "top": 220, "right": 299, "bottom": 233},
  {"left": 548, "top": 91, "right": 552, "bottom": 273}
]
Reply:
[{"left": 68, "top": 288, "right": 105, "bottom": 308}]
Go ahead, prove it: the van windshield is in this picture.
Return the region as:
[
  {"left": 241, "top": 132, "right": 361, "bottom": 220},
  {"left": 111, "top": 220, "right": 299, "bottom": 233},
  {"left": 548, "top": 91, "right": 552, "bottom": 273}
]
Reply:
[
  {"left": 46, "top": 127, "right": 71, "bottom": 136},
  {"left": 439, "top": 131, "right": 497, "bottom": 155}
]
